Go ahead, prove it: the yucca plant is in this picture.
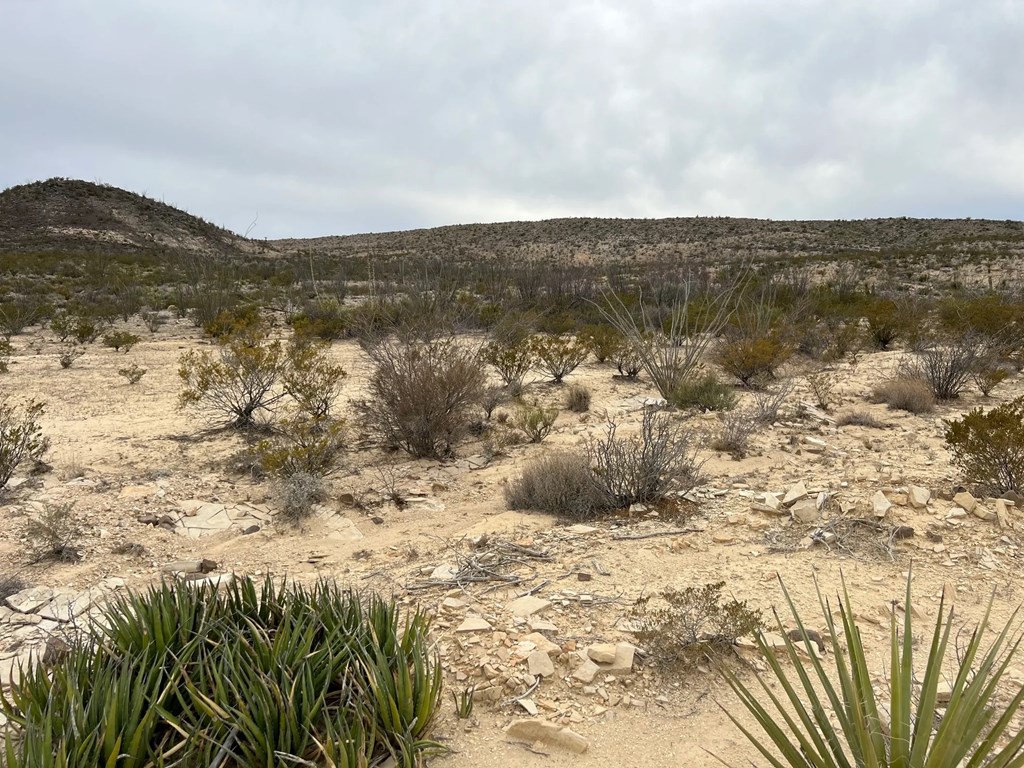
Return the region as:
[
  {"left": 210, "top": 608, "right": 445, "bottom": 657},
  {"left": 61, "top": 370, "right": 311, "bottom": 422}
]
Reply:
[
  {"left": 719, "top": 572, "right": 1024, "bottom": 767},
  {"left": 1, "top": 577, "right": 444, "bottom": 767}
]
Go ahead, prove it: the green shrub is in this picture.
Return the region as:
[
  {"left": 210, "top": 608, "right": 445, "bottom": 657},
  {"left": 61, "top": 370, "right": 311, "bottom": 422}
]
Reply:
[
  {"left": 257, "top": 418, "right": 346, "bottom": 478},
  {"left": 565, "top": 383, "right": 591, "bottom": 412},
  {"left": 631, "top": 582, "right": 763, "bottom": 668},
  {"left": 481, "top": 338, "right": 534, "bottom": 392},
  {"left": 0, "top": 577, "right": 443, "bottom": 766},
  {"left": 101, "top": 330, "right": 140, "bottom": 353},
  {"left": 281, "top": 338, "right": 346, "bottom": 420},
  {"left": 721, "top": 573, "right": 1024, "bottom": 768},
  {"left": 0, "top": 398, "right": 48, "bottom": 490},
  {"left": 513, "top": 403, "right": 559, "bottom": 443},
  {"left": 356, "top": 337, "right": 486, "bottom": 459},
  {"left": 202, "top": 304, "right": 263, "bottom": 339},
  {"left": 178, "top": 329, "right": 285, "bottom": 429},
  {"left": 579, "top": 324, "right": 624, "bottom": 363},
  {"left": 289, "top": 297, "right": 349, "bottom": 340},
  {"left": 972, "top": 359, "right": 1010, "bottom": 396},
  {"left": 51, "top": 311, "right": 104, "bottom": 345},
  {"left": 870, "top": 377, "right": 935, "bottom": 414},
  {"left": 669, "top": 370, "right": 737, "bottom": 411},
  {"left": 24, "top": 501, "right": 82, "bottom": 563},
  {"left": 716, "top": 334, "right": 792, "bottom": 387},
  {"left": 944, "top": 396, "right": 1024, "bottom": 493},
  {"left": 118, "top": 363, "right": 147, "bottom": 385},
  {"left": 505, "top": 452, "right": 613, "bottom": 519},
  {"left": 528, "top": 334, "right": 590, "bottom": 383},
  {"left": 863, "top": 297, "right": 909, "bottom": 350}
]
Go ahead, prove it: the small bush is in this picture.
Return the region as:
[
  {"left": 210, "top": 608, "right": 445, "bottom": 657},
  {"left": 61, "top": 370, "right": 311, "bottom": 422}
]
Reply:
[
  {"left": 289, "top": 297, "right": 348, "bottom": 340},
  {"left": 565, "top": 383, "right": 591, "bottom": 412},
  {"left": 513, "top": 403, "right": 559, "bottom": 443},
  {"left": 178, "top": 329, "right": 285, "bottom": 429},
  {"left": 863, "top": 297, "right": 909, "bottom": 350},
  {"left": 717, "top": 334, "right": 792, "bottom": 388},
  {"left": 0, "top": 337, "right": 11, "bottom": 373},
  {"left": 669, "top": 370, "right": 737, "bottom": 411},
  {"left": 101, "top": 331, "right": 140, "bottom": 353},
  {"left": 202, "top": 304, "right": 263, "bottom": 339},
  {"left": 806, "top": 370, "right": 836, "bottom": 411},
  {"left": 357, "top": 337, "right": 486, "bottom": 459},
  {"left": 0, "top": 572, "right": 27, "bottom": 601},
  {"left": 24, "top": 502, "right": 82, "bottom": 563},
  {"left": 140, "top": 309, "right": 165, "bottom": 333},
  {"left": 281, "top": 337, "right": 346, "bottom": 420},
  {"left": 479, "top": 385, "right": 506, "bottom": 419},
  {"left": 712, "top": 410, "right": 757, "bottom": 459},
  {"left": 585, "top": 410, "right": 703, "bottom": 507},
  {"left": 277, "top": 470, "right": 328, "bottom": 521},
  {"left": 751, "top": 380, "right": 792, "bottom": 424},
  {"left": 0, "top": 398, "right": 48, "bottom": 490},
  {"left": 57, "top": 344, "right": 84, "bottom": 369},
  {"left": 972, "top": 358, "right": 1010, "bottom": 397},
  {"left": 118, "top": 363, "right": 147, "bottom": 385},
  {"left": 870, "top": 377, "right": 936, "bottom": 414},
  {"left": 505, "top": 452, "right": 612, "bottom": 519},
  {"left": 944, "top": 396, "right": 1024, "bottom": 492},
  {"left": 910, "top": 340, "right": 984, "bottom": 400},
  {"left": 631, "top": 582, "right": 763, "bottom": 668},
  {"left": 481, "top": 339, "right": 534, "bottom": 392},
  {"left": 528, "top": 334, "right": 590, "bottom": 384},
  {"left": 579, "top": 324, "right": 624, "bottom": 363},
  {"left": 51, "top": 311, "right": 104, "bottom": 345},
  {"left": 836, "top": 410, "right": 889, "bottom": 429},
  {"left": 0, "top": 577, "right": 443, "bottom": 766},
  {"left": 613, "top": 344, "right": 643, "bottom": 379},
  {"left": 258, "top": 418, "right": 346, "bottom": 478}
]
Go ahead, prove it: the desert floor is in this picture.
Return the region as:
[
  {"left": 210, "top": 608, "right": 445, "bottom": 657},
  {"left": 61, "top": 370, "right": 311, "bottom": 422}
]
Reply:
[{"left": 2, "top": 316, "right": 1023, "bottom": 767}]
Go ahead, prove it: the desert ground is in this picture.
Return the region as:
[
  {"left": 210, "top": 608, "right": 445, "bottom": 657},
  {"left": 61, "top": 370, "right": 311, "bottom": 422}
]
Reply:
[{"left": 1, "top": 314, "right": 1023, "bottom": 767}]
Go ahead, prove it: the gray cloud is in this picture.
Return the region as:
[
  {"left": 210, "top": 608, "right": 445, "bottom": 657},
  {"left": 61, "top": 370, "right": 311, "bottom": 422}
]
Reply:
[{"left": 2, "top": 0, "right": 1021, "bottom": 237}]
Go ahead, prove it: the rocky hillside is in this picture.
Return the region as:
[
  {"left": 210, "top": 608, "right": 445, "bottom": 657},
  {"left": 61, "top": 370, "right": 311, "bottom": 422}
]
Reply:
[{"left": 0, "top": 178, "right": 254, "bottom": 257}]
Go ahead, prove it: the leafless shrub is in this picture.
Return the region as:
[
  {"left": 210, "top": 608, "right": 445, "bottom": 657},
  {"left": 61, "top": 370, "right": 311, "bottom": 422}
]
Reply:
[
  {"left": 972, "top": 358, "right": 1011, "bottom": 397},
  {"left": 711, "top": 409, "right": 757, "bottom": 459},
  {"left": 566, "top": 383, "right": 591, "bottom": 412},
  {"left": 836, "top": 410, "right": 890, "bottom": 429},
  {"left": 751, "top": 380, "right": 793, "bottom": 424},
  {"left": 806, "top": 370, "right": 837, "bottom": 411},
  {"left": 479, "top": 385, "right": 507, "bottom": 419},
  {"left": 905, "top": 338, "right": 985, "bottom": 401},
  {"left": 25, "top": 502, "right": 82, "bottom": 563}
]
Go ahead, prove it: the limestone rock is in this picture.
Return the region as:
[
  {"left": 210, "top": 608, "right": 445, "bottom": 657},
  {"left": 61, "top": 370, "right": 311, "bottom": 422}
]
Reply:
[
  {"left": 507, "top": 595, "right": 551, "bottom": 618},
  {"left": 972, "top": 504, "right": 996, "bottom": 522},
  {"left": 5, "top": 587, "right": 54, "bottom": 614},
  {"left": 505, "top": 719, "right": 589, "bottom": 754},
  {"left": 455, "top": 617, "right": 492, "bottom": 633},
  {"left": 952, "top": 491, "right": 977, "bottom": 513},
  {"left": 571, "top": 659, "right": 600, "bottom": 683},
  {"left": 907, "top": 486, "right": 931, "bottom": 509},
  {"left": 527, "top": 650, "right": 555, "bottom": 677},
  {"left": 872, "top": 491, "right": 892, "bottom": 518},
  {"left": 519, "top": 632, "right": 560, "bottom": 656},
  {"left": 783, "top": 481, "right": 808, "bottom": 507},
  {"left": 587, "top": 643, "right": 617, "bottom": 664},
  {"left": 790, "top": 498, "right": 819, "bottom": 523}
]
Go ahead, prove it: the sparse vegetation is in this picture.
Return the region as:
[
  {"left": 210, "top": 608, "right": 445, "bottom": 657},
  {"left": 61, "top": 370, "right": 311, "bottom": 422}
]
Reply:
[
  {"left": 257, "top": 417, "right": 346, "bottom": 478},
  {"left": 870, "top": 377, "right": 936, "bottom": 414},
  {"left": 944, "top": 396, "right": 1024, "bottom": 493},
  {"left": 0, "top": 398, "right": 48, "bottom": 490},
  {"left": 528, "top": 334, "right": 590, "bottom": 384},
  {"left": 805, "top": 369, "right": 837, "bottom": 411},
  {"left": 281, "top": 337, "right": 346, "bottom": 420},
  {"left": 277, "top": 470, "right": 329, "bottom": 521},
  {"left": 0, "top": 337, "right": 11, "bottom": 373},
  {"left": 57, "top": 343, "right": 84, "bottom": 369},
  {"left": 566, "top": 382, "right": 592, "bottom": 412},
  {"left": 101, "top": 330, "right": 140, "bottom": 353},
  {"left": 481, "top": 338, "right": 534, "bottom": 393},
  {"left": 118, "top": 362, "right": 147, "bottom": 385},
  {"left": 505, "top": 452, "right": 612, "bottom": 519},
  {"left": 670, "top": 370, "right": 738, "bottom": 412},
  {"left": 712, "top": 409, "right": 757, "bottom": 459},
  {"left": 908, "top": 338, "right": 984, "bottom": 400},
  {"left": 837, "top": 409, "right": 889, "bottom": 429},
  {"left": 24, "top": 501, "right": 82, "bottom": 562},
  {"left": 512, "top": 403, "right": 559, "bottom": 443}
]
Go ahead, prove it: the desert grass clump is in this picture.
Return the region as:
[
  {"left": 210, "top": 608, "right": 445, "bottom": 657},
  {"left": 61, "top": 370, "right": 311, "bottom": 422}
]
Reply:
[
  {"left": 565, "top": 383, "right": 591, "bottom": 412},
  {"left": 0, "top": 577, "right": 443, "bottom": 767},
  {"left": 870, "top": 377, "right": 936, "bottom": 414},
  {"left": 277, "top": 470, "right": 329, "bottom": 521},
  {"left": 945, "top": 396, "right": 1024, "bottom": 493},
  {"left": 631, "top": 582, "right": 763, "bottom": 668},
  {"left": 585, "top": 410, "right": 703, "bottom": 508},
  {"left": 670, "top": 370, "right": 738, "bottom": 412},
  {"left": 711, "top": 410, "right": 757, "bottom": 459},
  {"left": 513, "top": 403, "right": 559, "bottom": 443},
  {"left": 505, "top": 452, "right": 612, "bottom": 519},
  {"left": 24, "top": 501, "right": 82, "bottom": 563},
  {"left": 721, "top": 573, "right": 1024, "bottom": 768},
  {"left": 118, "top": 363, "right": 147, "bottom": 385},
  {"left": 357, "top": 336, "right": 486, "bottom": 459},
  {"left": 528, "top": 334, "right": 590, "bottom": 383},
  {"left": 836, "top": 409, "right": 890, "bottom": 429},
  {"left": 0, "top": 398, "right": 48, "bottom": 490}
]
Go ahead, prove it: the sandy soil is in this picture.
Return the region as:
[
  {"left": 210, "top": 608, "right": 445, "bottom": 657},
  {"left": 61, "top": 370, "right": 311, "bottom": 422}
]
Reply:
[{"left": 2, "top": 316, "right": 1023, "bottom": 766}]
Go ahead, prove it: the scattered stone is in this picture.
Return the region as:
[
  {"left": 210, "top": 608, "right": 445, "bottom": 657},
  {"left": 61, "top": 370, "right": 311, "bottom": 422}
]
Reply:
[
  {"left": 872, "top": 491, "right": 892, "bottom": 518},
  {"left": 712, "top": 532, "right": 735, "bottom": 544},
  {"left": 161, "top": 559, "right": 218, "bottom": 575},
  {"left": 527, "top": 650, "right": 555, "bottom": 677},
  {"left": 908, "top": 485, "right": 931, "bottom": 509},
  {"left": 431, "top": 563, "right": 458, "bottom": 580},
  {"left": 505, "top": 719, "right": 589, "bottom": 754},
  {"left": 571, "top": 659, "right": 600, "bottom": 683},
  {"left": 565, "top": 525, "right": 599, "bottom": 535},
  {"left": 587, "top": 643, "right": 617, "bottom": 664},
  {"left": 5, "top": 586, "right": 55, "bottom": 614},
  {"left": 519, "top": 632, "right": 560, "bottom": 656},
  {"left": 442, "top": 597, "right": 467, "bottom": 611},
  {"left": 995, "top": 499, "right": 1012, "bottom": 529},
  {"left": 936, "top": 680, "right": 954, "bottom": 704},
  {"left": 455, "top": 617, "right": 492, "bottom": 633},
  {"left": 528, "top": 618, "right": 559, "bottom": 634},
  {"left": 782, "top": 481, "right": 808, "bottom": 507},
  {"left": 507, "top": 595, "right": 552, "bottom": 618},
  {"left": 953, "top": 491, "right": 977, "bottom": 513},
  {"left": 972, "top": 504, "right": 997, "bottom": 522},
  {"left": 240, "top": 524, "right": 261, "bottom": 535},
  {"left": 790, "top": 498, "right": 819, "bottom": 523},
  {"left": 517, "top": 698, "right": 540, "bottom": 716}
]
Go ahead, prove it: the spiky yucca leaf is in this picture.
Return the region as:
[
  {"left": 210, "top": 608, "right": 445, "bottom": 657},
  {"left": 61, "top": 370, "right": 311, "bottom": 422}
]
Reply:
[{"left": 719, "top": 572, "right": 1024, "bottom": 768}]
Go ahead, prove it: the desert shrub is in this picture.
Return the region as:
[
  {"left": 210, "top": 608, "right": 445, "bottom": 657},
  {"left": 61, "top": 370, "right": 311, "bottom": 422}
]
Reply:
[
  {"left": 870, "top": 377, "right": 936, "bottom": 414},
  {"left": 0, "top": 577, "right": 443, "bottom": 767},
  {"left": 566, "top": 383, "right": 591, "bottom": 412},
  {"left": 836, "top": 409, "right": 889, "bottom": 429},
  {"left": 57, "top": 344, "right": 84, "bottom": 369},
  {"left": 528, "top": 334, "right": 590, "bottom": 383},
  {"left": 140, "top": 309, "right": 165, "bottom": 333},
  {"left": 277, "top": 470, "right": 329, "bottom": 521},
  {"left": 479, "top": 385, "right": 506, "bottom": 419},
  {"left": 751, "top": 380, "right": 793, "bottom": 424},
  {"left": 0, "top": 398, "right": 48, "bottom": 490},
  {"left": 0, "top": 337, "right": 11, "bottom": 373},
  {"left": 717, "top": 334, "right": 792, "bottom": 388},
  {"left": 202, "top": 304, "right": 263, "bottom": 339},
  {"left": 356, "top": 337, "right": 486, "bottom": 459},
  {"left": 0, "top": 572, "right": 27, "bottom": 601},
  {"left": 24, "top": 501, "right": 82, "bottom": 563},
  {"left": 631, "top": 582, "right": 763, "bottom": 668},
  {"left": 905, "top": 340, "right": 983, "bottom": 400},
  {"left": 289, "top": 297, "right": 349, "bottom": 340},
  {"left": 513, "top": 403, "right": 559, "bottom": 443},
  {"left": 805, "top": 369, "right": 836, "bottom": 411},
  {"left": 721, "top": 574, "right": 1024, "bottom": 768},
  {"left": 613, "top": 343, "right": 643, "bottom": 379},
  {"left": 281, "top": 337, "right": 346, "bottom": 419},
  {"left": 257, "top": 418, "right": 346, "bottom": 478},
  {"left": 972, "top": 357, "right": 1010, "bottom": 397},
  {"left": 585, "top": 410, "right": 703, "bottom": 507},
  {"left": 579, "top": 323, "right": 624, "bottom": 363},
  {"left": 0, "top": 298, "right": 46, "bottom": 336},
  {"left": 505, "top": 452, "right": 613, "bottom": 519},
  {"left": 863, "top": 297, "right": 909, "bottom": 350},
  {"left": 944, "top": 396, "right": 1024, "bottom": 492},
  {"left": 101, "top": 330, "right": 140, "bottom": 353},
  {"left": 178, "top": 329, "right": 285, "bottom": 429},
  {"left": 938, "top": 292, "right": 1024, "bottom": 357},
  {"left": 118, "top": 363, "right": 147, "bottom": 385},
  {"left": 51, "top": 311, "right": 104, "bottom": 345},
  {"left": 711, "top": 409, "right": 757, "bottom": 459},
  {"left": 669, "top": 370, "right": 737, "bottom": 411},
  {"left": 797, "top": 318, "right": 862, "bottom": 362},
  {"left": 481, "top": 338, "right": 534, "bottom": 392}
]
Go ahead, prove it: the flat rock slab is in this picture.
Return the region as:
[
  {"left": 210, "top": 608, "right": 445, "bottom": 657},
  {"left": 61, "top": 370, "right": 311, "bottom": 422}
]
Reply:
[
  {"left": 5, "top": 587, "right": 55, "bottom": 614},
  {"left": 505, "top": 719, "right": 589, "bottom": 754},
  {"left": 173, "top": 500, "right": 278, "bottom": 538},
  {"left": 507, "top": 595, "right": 551, "bottom": 618}
]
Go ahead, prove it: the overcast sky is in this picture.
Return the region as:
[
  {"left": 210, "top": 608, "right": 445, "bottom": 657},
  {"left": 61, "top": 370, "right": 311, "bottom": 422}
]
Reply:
[{"left": 2, "top": 1, "right": 1022, "bottom": 238}]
